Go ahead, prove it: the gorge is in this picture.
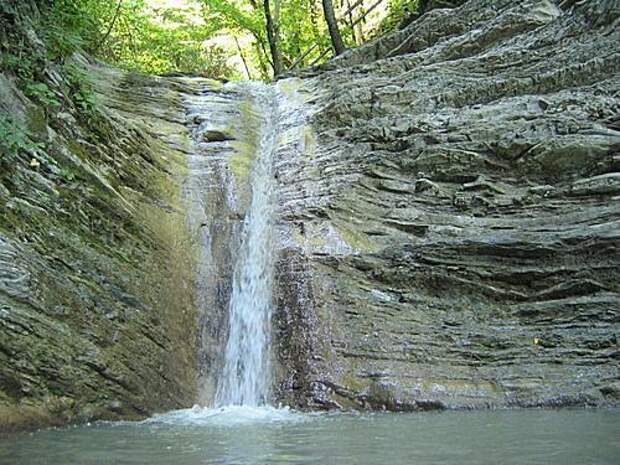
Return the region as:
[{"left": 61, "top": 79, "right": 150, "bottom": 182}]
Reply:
[{"left": 0, "top": 0, "right": 619, "bottom": 460}]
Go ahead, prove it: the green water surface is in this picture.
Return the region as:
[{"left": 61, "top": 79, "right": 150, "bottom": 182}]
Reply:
[{"left": 1, "top": 407, "right": 617, "bottom": 465}]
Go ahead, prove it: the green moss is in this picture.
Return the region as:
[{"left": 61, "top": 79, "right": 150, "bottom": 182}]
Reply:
[
  {"left": 334, "top": 222, "right": 376, "bottom": 252},
  {"left": 228, "top": 98, "right": 259, "bottom": 184},
  {"left": 203, "top": 79, "right": 224, "bottom": 91},
  {"left": 66, "top": 138, "right": 90, "bottom": 161},
  {"left": 25, "top": 106, "right": 48, "bottom": 139},
  {"left": 134, "top": 198, "right": 199, "bottom": 398},
  {"left": 302, "top": 126, "right": 316, "bottom": 157},
  {"left": 229, "top": 140, "right": 255, "bottom": 181},
  {"left": 339, "top": 371, "right": 367, "bottom": 392},
  {"left": 0, "top": 115, "right": 40, "bottom": 156},
  {"left": 0, "top": 403, "right": 54, "bottom": 433},
  {"left": 277, "top": 78, "right": 313, "bottom": 105},
  {"left": 278, "top": 78, "right": 303, "bottom": 94},
  {"left": 0, "top": 23, "right": 203, "bottom": 432}
]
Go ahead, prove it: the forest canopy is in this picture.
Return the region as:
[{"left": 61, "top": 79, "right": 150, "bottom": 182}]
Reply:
[{"left": 3, "top": 0, "right": 423, "bottom": 80}]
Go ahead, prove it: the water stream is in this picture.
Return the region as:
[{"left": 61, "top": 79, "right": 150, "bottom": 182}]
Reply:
[
  {"left": 185, "top": 80, "right": 283, "bottom": 410},
  {"left": 214, "top": 83, "right": 279, "bottom": 407}
]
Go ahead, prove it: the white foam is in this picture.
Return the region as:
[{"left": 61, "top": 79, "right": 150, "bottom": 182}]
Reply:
[{"left": 143, "top": 405, "right": 307, "bottom": 427}]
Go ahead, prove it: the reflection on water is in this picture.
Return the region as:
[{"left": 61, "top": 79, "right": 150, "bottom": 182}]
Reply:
[{"left": 1, "top": 408, "right": 618, "bottom": 465}]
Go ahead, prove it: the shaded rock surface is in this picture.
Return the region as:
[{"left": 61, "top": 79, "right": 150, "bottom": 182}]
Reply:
[
  {"left": 273, "top": 0, "right": 620, "bottom": 410},
  {"left": 1, "top": 0, "right": 619, "bottom": 431},
  {"left": 0, "top": 4, "right": 208, "bottom": 430}
]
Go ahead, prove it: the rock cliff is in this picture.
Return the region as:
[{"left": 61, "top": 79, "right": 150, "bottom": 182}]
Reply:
[
  {"left": 1, "top": 0, "right": 618, "bottom": 432},
  {"left": 0, "top": 3, "right": 205, "bottom": 430},
  {"left": 273, "top": 0, "right": 620, "bottom": 410}
]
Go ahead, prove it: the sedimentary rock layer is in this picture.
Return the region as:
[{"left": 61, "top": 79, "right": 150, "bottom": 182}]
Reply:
[
  {"left": 0, "top": 44, "right": 204, "bottom": 430},
  {"left": 273, "top": 0, "right": 620, "bottom": 410}
]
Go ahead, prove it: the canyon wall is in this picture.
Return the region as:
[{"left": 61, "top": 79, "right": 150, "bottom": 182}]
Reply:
[
  {"left": 273, "top": 0, "right": 620, "bottom": 410},
  {"left": 1, "top": 0, "right": 618, "bottom": 433},
  {"left": 0, "top": 3, "right": 206, "bottom": 430}
]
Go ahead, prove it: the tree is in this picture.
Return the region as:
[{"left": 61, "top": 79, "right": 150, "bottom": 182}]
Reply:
[
  {"left": 321, "top": 0, "right": 345, "bottom": 55},
  {"left": 263, "top": 0, "right": 283, "bottom": 76}
]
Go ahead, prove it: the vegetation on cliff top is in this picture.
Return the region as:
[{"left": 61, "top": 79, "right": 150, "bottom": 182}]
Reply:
[{"left": 1, "top": 0, "right": 428, "bottom": 81}]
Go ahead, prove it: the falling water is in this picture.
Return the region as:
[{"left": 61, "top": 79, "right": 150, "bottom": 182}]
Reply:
[{"left": 215, "top": 83, "right": 280, "bottom": 407}]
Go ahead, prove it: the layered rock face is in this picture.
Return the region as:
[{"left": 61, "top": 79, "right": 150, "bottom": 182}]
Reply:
[
  {"left": 0, "top": 4, "right": 206, "bottom": 429},
  {"left": 1, "top": 0, "right": 618, "bottom": 432},
  {"left": 273, "top": 0, "right": 620, "bottom": 409}
]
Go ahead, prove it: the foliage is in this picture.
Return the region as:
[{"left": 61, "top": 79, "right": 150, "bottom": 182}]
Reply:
[
  {"left": 39, "top": 0, "right": 234, "bottom": 78},
  {"left": 200, "top": 0, "right": 336, "bottom": 77},
  {"left": 0, "top": 115, "right": 42, "bottom": 156},
  {"left": 99, "top": 4, "right": 234, "bottom": 77},
  {"left": 0, "top": 48, "right": 60, "bottom": 110},
  {"left": 64, "top": 62, "right": 97, "bottom": 115},
  {"left": 0, "top": 0, "right": 233, "bottom": 78},
  {"left": 42, "top": 0, "right": 101, "bottom": 59},
  {"left": 24, "top": 82, "right": 60, "bottom": 109},
  {"left": 0, "top": 1, "right": 102, "bottom": 151},
  {"left": 199, "top": 0, "right": 400, "bottom": 78},
  {"left": 59, "top": 167, "right": 78, "bottom": 181},
  {"left": 277, "top": 0, "right": 333, "bottom": 67},
  {"left": 2, "top": 0, "right": 401, "bottom": 81},
  {"left": 373, "top": 0, "right": 419, "bottom": 37}
]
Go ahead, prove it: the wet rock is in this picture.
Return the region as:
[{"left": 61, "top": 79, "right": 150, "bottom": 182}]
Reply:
[
  {"left": 274, "top": 0, "right": 620, "bottom": 410},
  {"left": 2, "top": 0, "right": 618, "bottom": 425},
  {"left": 0, "top": 6, "right": 201, "bottom": 431},
  {"left": 202, "top": 129, "right": 234, "bottom": 143}
]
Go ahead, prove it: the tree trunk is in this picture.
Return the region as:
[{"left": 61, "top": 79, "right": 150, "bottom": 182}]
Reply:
[
  {"left": 234, "top": 36, "right": 253, "bottom": 80},
  {"left": 96, "top": 0, "right": 123, "bottom": 52},
  {"left": 321, "top": 0, "right": 345, "bottom": 55},
  {"left": 263, "top": 0, "right": 283, "bottom": 77},
  {"left": 253, "top": 40, "right": 270, "bottom": 80},
  {"left": 344, "top": 0, "right": 357, "bottom": 44}
]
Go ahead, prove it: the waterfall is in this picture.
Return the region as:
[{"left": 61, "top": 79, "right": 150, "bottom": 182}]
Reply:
[{"left": 214, "top": 83, "right": 280, "bottom": 407}]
